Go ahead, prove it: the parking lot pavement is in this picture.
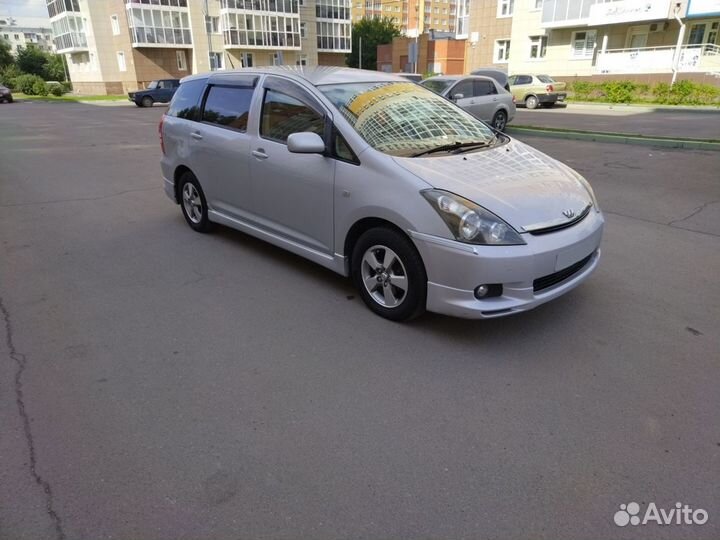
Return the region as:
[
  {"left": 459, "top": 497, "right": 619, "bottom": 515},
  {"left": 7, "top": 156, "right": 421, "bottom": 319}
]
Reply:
[
  {"left": 514, "top": 103, "right": 720, "bottom": 140},
  {"left": 1, "top": 102, "right": 719, "bottom": 540}
]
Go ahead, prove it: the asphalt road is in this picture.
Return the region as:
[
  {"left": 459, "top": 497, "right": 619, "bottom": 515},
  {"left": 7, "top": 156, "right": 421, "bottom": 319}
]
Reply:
[
  {"left": 514, "top": 103, "right": 720, "bottom": 140},
  {"left": 1, "top": 101, "right": 719, "bottom": 540}
]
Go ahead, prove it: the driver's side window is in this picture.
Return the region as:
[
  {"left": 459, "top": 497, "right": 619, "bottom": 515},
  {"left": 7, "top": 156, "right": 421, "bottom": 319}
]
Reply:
[{"left": 260, "top": 89, "right": 324, "bottom": 144}]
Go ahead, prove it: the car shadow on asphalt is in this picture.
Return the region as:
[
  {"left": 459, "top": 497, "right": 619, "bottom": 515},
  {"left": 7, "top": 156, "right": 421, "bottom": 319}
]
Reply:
[{"left": 207, "top": 218, "right": 594, "bottom": 346}]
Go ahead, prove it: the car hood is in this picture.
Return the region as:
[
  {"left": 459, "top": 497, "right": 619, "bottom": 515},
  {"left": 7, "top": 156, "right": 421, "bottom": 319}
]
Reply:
[{"left": 393, "top": 139, "right": 593, "bottom": 232}]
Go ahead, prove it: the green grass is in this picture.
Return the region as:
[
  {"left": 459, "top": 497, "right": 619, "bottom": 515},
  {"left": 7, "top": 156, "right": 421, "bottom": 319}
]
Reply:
[{"left": 15, "top": 93, "right": 127, "bottom": 102}]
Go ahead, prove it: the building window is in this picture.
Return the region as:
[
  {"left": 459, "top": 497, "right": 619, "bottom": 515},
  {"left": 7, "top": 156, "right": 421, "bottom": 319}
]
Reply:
[
  {"left": 240, "top": 52, "right": 253, "bottom": 67},
  {"left": 176, "top": 50, "right": 187, "bottom": 70},
  {"left": 529, "top": 35, "right": 547, "bottom": 59},
  {"left": 116, "top": 51, "right": 126, "bottom": 71},
  {"left": 111, "top": 14, "right": 120, "bottom": 35},
  {"left": 128, "top": 6, "right": 192, "bottom": 46},
  {"left": 532, "top": 0, "right": 543, "bottom": 10},
  {"left": 495, "top": 39, "right": 510, "bottom": 62},
  {"left": 209, "top": 51, "right": 223, "bottom": 70},
  {"left": 205, "top": 16, "right": 220, "bottom": 33},
  {"left": 497, "top": 0, "right": 514, "bottom": 17},
  {"left": 571, "top": 30, "right": 596, "bottom": 58},
  {"left": 296, "top": 53, "right": 308, "bottom": 65},
  {"left": 300, "top": 22, "right": 306, "bottom": 38},
  {"left": 272, "top": 52, "right": 283, "bottom": 65}
]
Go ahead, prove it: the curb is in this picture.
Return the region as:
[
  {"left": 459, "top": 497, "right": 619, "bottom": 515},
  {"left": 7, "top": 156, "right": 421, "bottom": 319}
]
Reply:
[
  {"left": 506, "top": 126, "right": 720, "bottom": 151},
  {"left": 563, "top": 101, "right": 720, "bottom": 114}
]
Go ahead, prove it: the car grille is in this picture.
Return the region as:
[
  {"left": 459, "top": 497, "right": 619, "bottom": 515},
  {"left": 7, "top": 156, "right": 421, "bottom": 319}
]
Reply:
[
  {"left": 528, "top": 204, "right": 592, "bottom": 236},
  {"left": 533, "top": 253, "right": 594, "bottom": 293}
]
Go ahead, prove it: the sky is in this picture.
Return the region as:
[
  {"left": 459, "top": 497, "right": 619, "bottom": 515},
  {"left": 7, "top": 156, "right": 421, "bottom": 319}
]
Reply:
[{"left": 0, "top": 0, "right": 49, "bottom": 18}]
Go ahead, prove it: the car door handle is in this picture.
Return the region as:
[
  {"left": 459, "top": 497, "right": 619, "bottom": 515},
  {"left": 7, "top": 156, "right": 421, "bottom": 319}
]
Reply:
[
  {"left": 191, "top": 132, "right": 203, "bottom": 140},
  {"left": 492, "top": 97, "right": 498, "bottom": 101},
  {"left": 252, "top": 149, "right": 268, "bottom": 160}
]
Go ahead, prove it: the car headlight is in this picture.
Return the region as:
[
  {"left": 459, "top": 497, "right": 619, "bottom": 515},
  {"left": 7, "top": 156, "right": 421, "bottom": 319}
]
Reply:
[{"left": 421, "top": 189, "right": 526, "bottom": 245}]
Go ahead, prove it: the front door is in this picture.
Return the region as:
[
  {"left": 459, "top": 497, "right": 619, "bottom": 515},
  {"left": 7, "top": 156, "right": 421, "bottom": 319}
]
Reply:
[
  {"left": 248, "top": 77, "right": 335, "bottom": 254},
  {"left": 472, "top": 79, "right": 499, "bottom": 121},
  {"left": 449, "top": 78, "right": 482, "bottom": 118}
]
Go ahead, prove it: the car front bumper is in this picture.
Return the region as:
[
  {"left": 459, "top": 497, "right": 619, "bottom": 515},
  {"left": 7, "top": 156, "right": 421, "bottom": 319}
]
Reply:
[{"left": 409, "top": 210, "right": 604, "bottom": 319}]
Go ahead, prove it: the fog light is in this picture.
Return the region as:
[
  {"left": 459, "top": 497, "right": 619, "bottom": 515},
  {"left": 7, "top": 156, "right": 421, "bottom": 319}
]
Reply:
[
  {"left": 474, "top": 285, "right": 490, "bottom": 298},
  {"left": 474, "top": 284, "right": 503, "bottom": 300}
]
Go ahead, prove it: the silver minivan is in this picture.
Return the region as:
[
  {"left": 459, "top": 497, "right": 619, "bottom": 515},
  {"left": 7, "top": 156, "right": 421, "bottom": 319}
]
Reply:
[{"left": 160, "top": 67, "right": 603, "bottom": 321}]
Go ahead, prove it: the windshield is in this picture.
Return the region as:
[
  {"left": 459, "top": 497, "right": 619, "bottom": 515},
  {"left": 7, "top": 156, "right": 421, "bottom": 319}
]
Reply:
[
  {"left": 147, "top": 81, "right": 159, "bottom": 89},
  {"left": 320, "top": 82, "right": 494, "bottom": 157},
  {"left": 418, "top": 79, "right": 454, "bottom": 95}
]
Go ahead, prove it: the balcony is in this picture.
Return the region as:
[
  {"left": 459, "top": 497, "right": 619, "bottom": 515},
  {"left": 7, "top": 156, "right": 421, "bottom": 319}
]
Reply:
[
  {"left": 541, "top": 0, "right": 671, "bottom": 29},
  {"left": 221, "top": 0, "right": 301, "bottom": 50},
  {"left": 49, "top": 11, "right": 88, "bottom": 53},
  {"left": 126, "top": 2, "right": 192, "bottom": 48},
  {"left": 596, "top": 43, "right": 720, "bottom": 75}
]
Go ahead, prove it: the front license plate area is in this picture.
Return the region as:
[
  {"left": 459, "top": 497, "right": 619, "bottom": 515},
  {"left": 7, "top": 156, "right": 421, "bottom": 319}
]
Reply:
[{"left": 555, "top": 238, "right": 596, "bottom": 271}]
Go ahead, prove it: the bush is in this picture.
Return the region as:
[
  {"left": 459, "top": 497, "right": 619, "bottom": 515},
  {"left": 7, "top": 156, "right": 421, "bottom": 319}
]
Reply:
[
  {"left": 61, "top": 80, "right": 72, "bottom": 93},
  {"left": 49, "top": 83, "right": 64, "bottom": 96},
  {"left": 31, "top": 79, "right": 49, "bottom": 96},
  {"left": 14, "top": 73, "right": 44, "bottom": 94},
  {"left": 600, "top": 81, "right": 636, "bottom": 103},
  {"left": 571, "top": 81, "right": 596, "bottom": 100},
  {"left": 0, "top": 64, "right": 22, "bottom": 89}
]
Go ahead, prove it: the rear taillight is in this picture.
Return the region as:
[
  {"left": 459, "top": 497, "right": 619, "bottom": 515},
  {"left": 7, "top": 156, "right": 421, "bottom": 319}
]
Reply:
[
  {"left": 158, "top": 114, "right": 166, "bottom": 155},
  {"left": 546, "top": 84, "right": 554, "bottom": 92}
]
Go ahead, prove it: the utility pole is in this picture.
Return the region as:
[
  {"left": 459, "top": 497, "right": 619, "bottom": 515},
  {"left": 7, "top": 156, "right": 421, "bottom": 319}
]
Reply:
[{"left": 359, "top": 36, "right": 362, "bottom": 69}]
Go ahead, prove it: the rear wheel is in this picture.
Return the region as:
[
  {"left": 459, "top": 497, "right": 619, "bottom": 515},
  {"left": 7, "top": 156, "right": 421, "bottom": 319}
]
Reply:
[
  {"left": 141, "top": 96, "right": 154, "bottom": 108},
  {"left": 179, "top": 172, "right": 213, "bottom": 233},
  {"left": 525, "top": 95, "right": 539, "bottom": 109},
  {"left": 352, "top": 227, "right": 427, "bottom": 322},
  {"left": 6, "top": 96, "right": 13, "bottom": 103},
  {"left": 491, "top": 109, "right": 508, "bottom": 131}
]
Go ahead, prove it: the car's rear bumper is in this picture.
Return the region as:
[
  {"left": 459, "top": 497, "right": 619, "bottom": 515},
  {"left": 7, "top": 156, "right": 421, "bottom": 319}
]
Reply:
[
  {"left": 540, "top": 92, "right": 567, "bottom": 103},
  {"left": 409, "top": 209, "right": 604, "bottom": 319}
]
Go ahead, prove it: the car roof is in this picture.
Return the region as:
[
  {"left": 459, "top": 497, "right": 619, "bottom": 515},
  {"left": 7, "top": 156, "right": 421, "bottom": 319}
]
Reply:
[
  {"left": 181, "top": 66, "right": 406, "bottom": 87},
  {"left": 423, "top": 75, "right": 495, "bottom": 83}
]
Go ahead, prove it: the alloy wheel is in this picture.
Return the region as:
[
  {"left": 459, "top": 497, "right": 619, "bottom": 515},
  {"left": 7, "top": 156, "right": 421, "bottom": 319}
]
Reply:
[
  {"left": 360, "top": 245, "right": 408, "bottom": 308},
  {"left": 182, "top": 182, "right": 202, "bottom": 224}
]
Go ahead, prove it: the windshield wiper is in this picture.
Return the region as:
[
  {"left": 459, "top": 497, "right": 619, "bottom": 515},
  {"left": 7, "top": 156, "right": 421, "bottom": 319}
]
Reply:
[{"left": 411, "top": 139, "right": 494, "bottom": 158}]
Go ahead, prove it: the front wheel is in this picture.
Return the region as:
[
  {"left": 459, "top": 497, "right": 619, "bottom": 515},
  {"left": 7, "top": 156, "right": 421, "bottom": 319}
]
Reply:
[
  {"left": 491, "top": 109, "right": 508, "bottom": 131},
  {"left": 352, "top": 227, "right": 427, "bottom": 322},
  {"left": 525, "top": 95, "right": 539, "bottom": 109},
  {"left": 179, "top": 172, "right": 213, "bottom": 233},
  {"left": 141, "top": 96, "right": 154, "bottom": 108}
]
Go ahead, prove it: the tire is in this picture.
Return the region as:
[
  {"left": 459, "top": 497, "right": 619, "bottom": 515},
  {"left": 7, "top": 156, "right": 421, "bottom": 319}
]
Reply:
[
  {"left": 491, "top": 109, "right": 508, "bottom": 131},
  {"left": 352, "top": 227, "right": 427, "bottom": 322},
  {"left": 6, "top": 96, "right": 13, "bottom": 103},
  {"left": 178, "top": 171, "right": 213, "bottom": 233},
  {"left": 141, "top": 96, "right": 154, "bottom": 108},
  {"left": 525, "top": 95, "right": 539, "bottom": 109}
]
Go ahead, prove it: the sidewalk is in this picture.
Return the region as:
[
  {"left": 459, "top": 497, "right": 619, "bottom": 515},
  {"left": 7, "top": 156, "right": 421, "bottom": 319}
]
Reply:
[{"left": 513, "top": 103, "right": 720, "bottom": 141}]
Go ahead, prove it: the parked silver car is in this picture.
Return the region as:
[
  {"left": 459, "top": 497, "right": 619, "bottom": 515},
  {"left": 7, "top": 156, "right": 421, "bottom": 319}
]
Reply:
[
  {"left": 420, "top": 75, "right": 516, "bottom": 131},
  {"left": 160, "top": 67, "right": 603, "bottom": 321}
]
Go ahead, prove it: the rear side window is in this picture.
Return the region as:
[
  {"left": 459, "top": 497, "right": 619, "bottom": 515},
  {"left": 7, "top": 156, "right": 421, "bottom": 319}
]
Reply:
[
  {"left": 516, "top": 75, "right": 533, "bottom": 85},
  {"left": 474, "top": 80, "right": 497, "bottom": 96},
  {"left": 260, "top": 89, "right": 324, "bottom": 143},
  {"left": 537, "top": 75, "right": 555, "bottom": 84},
  {"left": 202, "top": 85, "right": 254, "bottom": 131},
  {"left": 167, "top": 79, "right": 206, "bottom": 121}
]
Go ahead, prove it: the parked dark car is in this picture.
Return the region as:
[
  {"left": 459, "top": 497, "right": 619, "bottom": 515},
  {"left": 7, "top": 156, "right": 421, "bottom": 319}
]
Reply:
[
  {"left": 0, "top": 84, "right": 13, "bottom": 103},
  {"left": 129, "top": 79, "right": 180, "bottom": 107}
]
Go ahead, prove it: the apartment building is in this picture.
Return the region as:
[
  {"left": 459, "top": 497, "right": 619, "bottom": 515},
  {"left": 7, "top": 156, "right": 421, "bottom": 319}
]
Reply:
[
  {"left": 508, "top": 0, "right": 720, "bottom": 84},
  {"left": 0, "top": 15, "right": 54, "bottom": 55},
  {"left": 352, "top": 0, "right": 457, "bottom": 37},
  {"left": 47, "top": 0, "right": 351, "bottom": 95}
]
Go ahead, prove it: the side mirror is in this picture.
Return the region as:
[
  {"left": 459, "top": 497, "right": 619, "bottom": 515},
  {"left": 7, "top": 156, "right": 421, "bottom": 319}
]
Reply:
[
  {"left": 451, "top": 93, "right": 464, "bottom": 101},
  {"left": 287, "top": 132, "right": 326, "bottom": 154}
]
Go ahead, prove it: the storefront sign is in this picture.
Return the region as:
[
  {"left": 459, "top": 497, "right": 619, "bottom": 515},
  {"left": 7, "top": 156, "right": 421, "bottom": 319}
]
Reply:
[
  {"left": 587, "top": 0, "right": 671, "bottom": 25},
  {"left": 687, "top": 0, "right": 720, "bottom": 17}
]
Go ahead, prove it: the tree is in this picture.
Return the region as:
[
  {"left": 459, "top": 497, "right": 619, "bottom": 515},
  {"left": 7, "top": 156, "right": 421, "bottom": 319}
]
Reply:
[
  {"left": 346, "top": 17, "right": 400, "bottom": 70},
  {"left": 17, "top": 45, "right": 47, "bottom": 77},
  {"left": 44, "top": 54, "right": 67, "bottom": 82},
  {"left": 0, "top": 38, "right": 13, "bottom": 69}
]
